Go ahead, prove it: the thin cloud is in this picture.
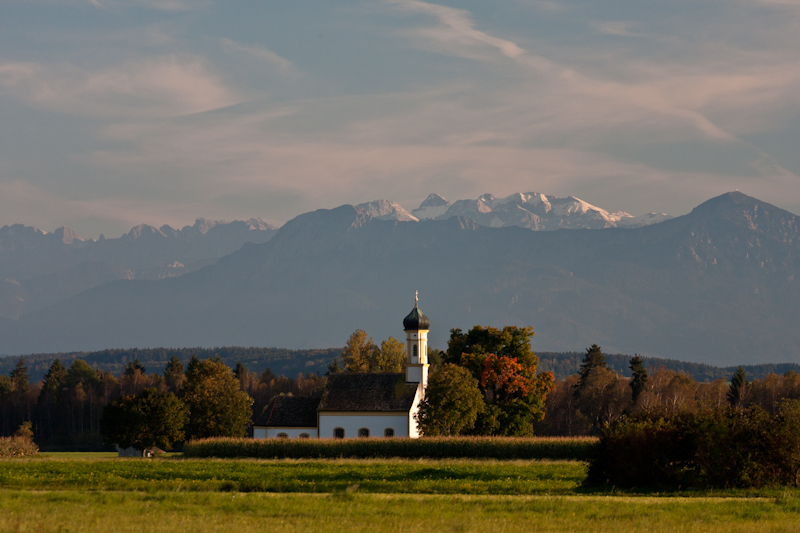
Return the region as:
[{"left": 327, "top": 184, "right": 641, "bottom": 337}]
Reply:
[
  {"left": 220, "top": 38, "right": 294, "bottom": 72},
  {"left": 389, "top": 0, "right": 525, "bottom": 59},
  {"left": 0, "top": 56, "right": 240, "bottom": 118}
]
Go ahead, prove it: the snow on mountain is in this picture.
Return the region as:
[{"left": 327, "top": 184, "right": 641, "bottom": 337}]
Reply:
[
  {"left": 411, "top": 192, "right": 672, "bottom": 230},
  {"left": 356, "top": 200, "right": 419, "bottom": 222},
  {"left": 617, "top": 213, "right": 674, "bottom": 228},
  {"left": 411, "top": 193, "right": 451, "bottom": 220}
]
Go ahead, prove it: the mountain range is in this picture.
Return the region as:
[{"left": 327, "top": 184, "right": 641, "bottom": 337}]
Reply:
[
  {"left": 0, "top": 191, "right": 797, "bottom": 366},
  {"left": 0, "top": 218, "right": 277, "bottom": 318}
]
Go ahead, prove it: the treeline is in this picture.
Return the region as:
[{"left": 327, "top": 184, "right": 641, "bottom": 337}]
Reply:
[
  {"left": 4, "top": 346, "right": 796, "bottom": 384},
  {"left": 537, "top": 352, "right": 800, "bottom": 381},
  {"left": 0, "top": 355, "right": 325, "bottom": 449},
  {"left": 0, "top": 347, "right": 341, "bottom": 383},
  {"left": 537, "top": 347, "right": 800, "bottom": 436}
]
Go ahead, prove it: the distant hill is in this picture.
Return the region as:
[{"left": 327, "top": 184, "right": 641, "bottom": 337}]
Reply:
[
  {"left": 3, "top": 347, "right": 797, "bottom": 384},
  {"left": 0, "top": 347, "right": 340, "bottom": 383},
  {"left": 0, "top": 191, "right": 797, "bottom": 366},
  {"left": 537, "top": 352, "right": 800, "bottom": 381}
]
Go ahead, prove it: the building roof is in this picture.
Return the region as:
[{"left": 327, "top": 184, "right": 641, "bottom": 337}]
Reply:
[
  {"left": 403, "top": 303, "right": 430, "bottom": 331},
  {"left": 255, "top": 396, "right": 320, "bottom": 428},
  {"left": 318, "top": 373, "right": 418, "bottom": 412}
]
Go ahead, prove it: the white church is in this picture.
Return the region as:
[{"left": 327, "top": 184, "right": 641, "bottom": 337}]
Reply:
[{"left": 253, "top": 297, "right": 430, "bottom": 439}]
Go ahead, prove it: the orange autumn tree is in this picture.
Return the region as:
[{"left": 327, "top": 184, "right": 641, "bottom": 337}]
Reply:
[{"left": 443, "top": 326, "right": 554, "bottom": 436}]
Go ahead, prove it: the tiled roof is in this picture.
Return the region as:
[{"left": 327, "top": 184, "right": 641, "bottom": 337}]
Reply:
[
  {"left": 255, "top": 396, "right": 320, "bottom": 427},
  {"left": 318, "top": 373, "right": 418, "bottom": 412}
]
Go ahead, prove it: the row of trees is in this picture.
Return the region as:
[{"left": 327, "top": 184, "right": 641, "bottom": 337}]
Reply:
[
  {"left": 0, "top": 355, "right": 325, "bottom": 448},
  {"left": 538, "top": 345, "right": 800, "bottom": 436},
  {"left": 5, "top": 324, "right": 798, "bottom": 446}
]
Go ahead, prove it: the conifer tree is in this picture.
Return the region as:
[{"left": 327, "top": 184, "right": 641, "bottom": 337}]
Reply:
[
  {"left": 728, "top": 366, "right": 750, "bottom": 411},
  {"left": 163, "top": 356, "right": 185, "bottom": 393},
  {"left": 629, "top": 354, "right": 648, "bottom": 404},
  {"left": 10, "top": 357, "right": 31, "bottom": 393},
  {"left": 574, "top": 344, "right": 608, "bottom": 398}
]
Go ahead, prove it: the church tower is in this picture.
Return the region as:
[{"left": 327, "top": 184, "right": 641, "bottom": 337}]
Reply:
[{"left": 403, "top": 291, "right": 430, "bottom": 391}]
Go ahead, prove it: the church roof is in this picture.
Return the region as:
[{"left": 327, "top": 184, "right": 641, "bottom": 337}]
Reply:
[
  {"left": 318, "top": 373, "right": 418, "bottom": 412},
  {"left": 255, "top": 396, "right": 320, "bottom": 427},
  {"left": 403, "top": 304, "right": 430, "bottom": 331}
]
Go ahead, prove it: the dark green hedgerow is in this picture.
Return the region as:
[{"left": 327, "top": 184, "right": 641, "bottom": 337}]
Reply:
[
  {"left": 586, "top": 399, "right": 800, "bottom": 489},
  {"left": 184, "top": 436, "right": 597, "bottom": 460}
]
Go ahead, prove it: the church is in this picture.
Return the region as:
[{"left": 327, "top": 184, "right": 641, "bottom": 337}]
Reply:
[{"left": 253, "top": 297, "right": 431, "bottom": 439}]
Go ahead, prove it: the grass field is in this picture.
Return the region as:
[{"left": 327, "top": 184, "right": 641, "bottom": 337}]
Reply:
[{"left": 2, "top": 454, "right": 800, "bottom": 531}]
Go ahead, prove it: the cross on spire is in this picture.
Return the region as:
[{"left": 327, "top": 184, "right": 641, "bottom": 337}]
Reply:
[{"left": 415, "top": 290, "right": 418, "bottom": 305}]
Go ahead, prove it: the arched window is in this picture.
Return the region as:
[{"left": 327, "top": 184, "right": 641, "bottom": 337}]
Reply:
[
  {"left": 384, "top": 428, "right": 394, "bottom": 438},
  {"left": 334, "top": 427, "right": 345, "bottom": 439},
  {"left": 298, "top": 433, "right": 310, "bottom": 439},
  {"left": 358, "top": 428, "right": 370, "bottom": 438},
  {"left": 413, "top": 344, "right": 418, "bottom": 361},
  {"left": 276, "top": 433, "right": 289, "bottom": 439}
]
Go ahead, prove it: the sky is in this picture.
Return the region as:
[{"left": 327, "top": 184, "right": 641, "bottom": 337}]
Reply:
[{"left": 1, "top": 0, "right": 799, "bottom": 238}]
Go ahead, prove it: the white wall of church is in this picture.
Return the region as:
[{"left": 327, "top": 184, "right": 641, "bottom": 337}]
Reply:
[
  {"left": 319, "top": 413, "right": 408, "bottom": 439},
  {"left": 408, "top": 386, "right": 424, "bottom": 438},
  {"left": 254, "top": 427, "right": 318, "bottom": 439}
]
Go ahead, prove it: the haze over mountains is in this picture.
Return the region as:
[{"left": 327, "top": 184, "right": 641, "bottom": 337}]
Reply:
[
  {"left": 0, "top": 218, "right": 277, "bottom": 318},
  {"left": 0, "top": 191, "right": 797, "bottom": 367},
  {"left": 1, "top": 193, "right": 664, "bottom": 320}
]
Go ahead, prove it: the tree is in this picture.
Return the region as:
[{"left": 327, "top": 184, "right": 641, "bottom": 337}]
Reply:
[
  {"left": 341, "top": 330, "right": 408, "bottom": 373},
  {"left": 728, "top": 366, "right": 750, "bottom": 411},
  {"left": 14, "top": 420, "right": 34, "bottom": 441},
  {"left": 123, "top": 358, "right": 146, "bottom": 376},
  {"left": 416, "top": 364, "right": 484, "bottom": 436},
  {"left": 445, "top": 325, "right": 539, "bottom": 370},
  {"left": 181, "top": 358, "right": 254, "bottom": 439},
  {"left": 163, "top": 356, "right": 185, "bottom": 393},
  {"left": 100, "top": 388, "right": 189, "bottom": 453},
  {"left": 10, "top": 357, "right": 31, "bottom": 393},
  {"left": 574, "top": 344, "right": 608, "bottom": 398},
  {"left": 629, "top": 354, "right": 648, "bottom": 405},
  {"left": 372, "top": 337, "right": 406, "bottom": 372},
  {"left": 341, "top": 330, "right": 376, "bottom": 372},
  {"left": 443, "top": 325, "right": 554, "bottom": 436}
]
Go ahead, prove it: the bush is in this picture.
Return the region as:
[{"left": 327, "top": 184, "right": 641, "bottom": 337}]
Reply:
[
  {"left": 184, "top": 436, "right": 597, "bottom": 460},
  {"left": 586, "top": 401, "right": 800, "bottom": 489},
  {"left": 0, "top": 436, "right": 39, "bottom": 457}
]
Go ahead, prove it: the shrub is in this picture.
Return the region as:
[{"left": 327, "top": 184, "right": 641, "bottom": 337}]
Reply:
[
  {"left": 586, "top": 402, "right": 800, "bottom": 489},
  {"left": 184, "top": 436, "right": 597, "bottom": 461},
  {"left": 0, "top": 436, "right": 39, "bottom": 457}
]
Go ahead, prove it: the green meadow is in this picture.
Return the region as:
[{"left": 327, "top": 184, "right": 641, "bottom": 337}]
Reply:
[{"left": 2, "top": 454, "right": 800, "bottom": 532}]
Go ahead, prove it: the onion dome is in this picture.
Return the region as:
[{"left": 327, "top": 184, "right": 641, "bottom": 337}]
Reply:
[{"left": 403, "top": 294, "right": 430, "bottom": 331}]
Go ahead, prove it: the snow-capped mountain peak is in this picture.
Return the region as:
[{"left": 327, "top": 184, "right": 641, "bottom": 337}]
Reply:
[
  {"left": 409, "top": 192, "right": 672, "bottom": 230},
  {"left": 356, "top": 200, "right": 419, "bottom": 222}
]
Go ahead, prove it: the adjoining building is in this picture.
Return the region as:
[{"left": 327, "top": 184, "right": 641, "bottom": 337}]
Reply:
[{"left": 253, "top": 296, "right": 431, "bottom": 439}]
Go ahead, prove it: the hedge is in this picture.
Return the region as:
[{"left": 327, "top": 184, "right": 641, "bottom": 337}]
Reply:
[
  {"left": 586, "top": 399, "right": 800, "bottom": 489},
  {"left": 184, "top": 436, "right": 597, "bottom": 460}
]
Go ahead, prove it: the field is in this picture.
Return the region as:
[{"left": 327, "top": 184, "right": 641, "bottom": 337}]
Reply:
[{"left": 2, "top": 454, "right": 800, "bottom": 532}]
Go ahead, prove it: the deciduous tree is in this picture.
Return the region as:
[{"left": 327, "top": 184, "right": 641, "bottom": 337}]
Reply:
[
  {"left": 416, "top": 364, "right": 484, "bottom": 436},
  {"left": 100, "top": 388, "right": 188, "bottom": 453},
  {"left": 181, "top": 358, "right": 253, "bottom": 439}
]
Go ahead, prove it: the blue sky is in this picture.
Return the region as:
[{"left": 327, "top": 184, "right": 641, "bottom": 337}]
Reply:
[{"left": 1, "top": 0, "right": 799, "bottom": 237}]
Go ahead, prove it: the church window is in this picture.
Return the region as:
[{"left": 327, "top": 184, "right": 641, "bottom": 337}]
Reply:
[
  {"left": 276, "top": 433, "right": 289, "bottom": 439},
  {"left": 334, "top": 427, "right": 345, "bottom": 439},
  {"left": 384, "top": 428, "right": 394, "bottom": 438},
  {"left": 358, "top": 428, "right": 370, "bottom": 438},
  {"left": 413, "top": 345, "right": 418, "bottom": 360},
  {"left": 298, "top": 433, "right": 310, "bottom": 439}
]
